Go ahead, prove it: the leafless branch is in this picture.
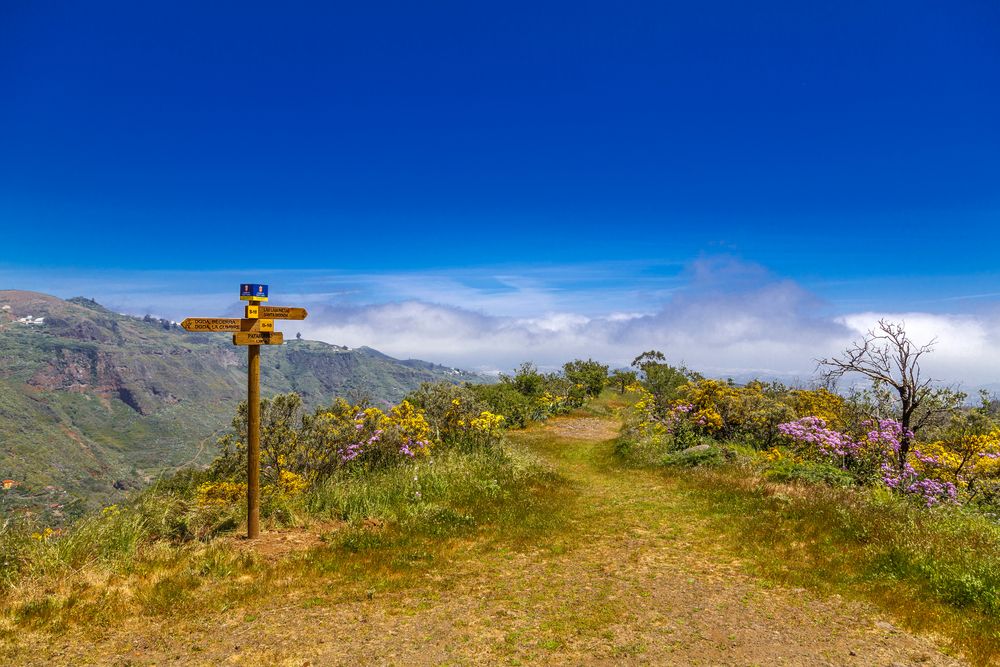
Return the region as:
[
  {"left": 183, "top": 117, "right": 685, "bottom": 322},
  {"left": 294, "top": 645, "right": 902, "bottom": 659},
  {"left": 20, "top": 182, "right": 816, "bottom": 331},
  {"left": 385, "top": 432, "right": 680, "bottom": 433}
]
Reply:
[{"left": 817, "top": 319, "right": 940, "bottom": 468}]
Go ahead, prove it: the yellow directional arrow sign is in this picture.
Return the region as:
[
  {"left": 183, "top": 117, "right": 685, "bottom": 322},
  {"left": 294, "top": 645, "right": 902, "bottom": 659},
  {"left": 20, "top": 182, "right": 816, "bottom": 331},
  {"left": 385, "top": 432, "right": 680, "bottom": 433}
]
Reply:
[
  {"left": 182, "top": 318, "right": 273, "bottom": 332},
  {"left": 233, "top": 331, "right": 284, "bottom": 346},
  {"left": 182, "top": 318, "right": 240, "bottom": 332},
  {"left": 254, "top": 305, "right": 308, "bottom": 320}
]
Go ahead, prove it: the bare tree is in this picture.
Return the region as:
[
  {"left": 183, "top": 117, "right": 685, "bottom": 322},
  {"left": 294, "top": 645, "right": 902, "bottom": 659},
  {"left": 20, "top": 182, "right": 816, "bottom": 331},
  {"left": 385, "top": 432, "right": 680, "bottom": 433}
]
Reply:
[{"left": 818, "top": 319, "right": 948, "bottom": 469}]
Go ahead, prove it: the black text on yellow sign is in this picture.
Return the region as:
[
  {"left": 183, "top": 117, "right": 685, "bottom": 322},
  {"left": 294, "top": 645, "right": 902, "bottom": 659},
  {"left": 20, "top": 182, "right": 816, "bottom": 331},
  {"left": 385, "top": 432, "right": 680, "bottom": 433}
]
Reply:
[
  {"left": 233, "top": 331, "right": 284, "bottom": 346},
  {"left": 181, "top": 318, "right": 273, "bottom": 332},
  {"left": 257, "top": 305, "right": 308, "bottom": 320}
]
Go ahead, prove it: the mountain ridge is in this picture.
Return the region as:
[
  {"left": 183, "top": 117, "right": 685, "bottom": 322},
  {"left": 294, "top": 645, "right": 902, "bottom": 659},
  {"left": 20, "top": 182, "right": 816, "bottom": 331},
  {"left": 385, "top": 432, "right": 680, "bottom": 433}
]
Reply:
[{"left": 0, "top": 290, "right": 485, "bottom": 517}]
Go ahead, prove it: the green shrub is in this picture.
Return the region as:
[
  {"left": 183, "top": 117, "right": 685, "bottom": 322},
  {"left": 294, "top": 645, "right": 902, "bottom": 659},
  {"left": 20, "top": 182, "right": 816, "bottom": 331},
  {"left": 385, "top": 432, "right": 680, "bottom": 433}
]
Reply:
[
  {"left": 661, "top": 446, "right": 724, "bottom": 468},
  {"left": 406, "top": 382, "right": 484, "bottom": 431},
  {"left": 502, "top": 362, "right": 547, "bottom": 398},
  {"left": 469, "top": 383, "right": 535, "bottom": 428},
  {"left": 563, "top": 359, "right": 609, "bottom": 398},
  {"left": 761, "top": 457, "right": 855, "bottom": 487}
]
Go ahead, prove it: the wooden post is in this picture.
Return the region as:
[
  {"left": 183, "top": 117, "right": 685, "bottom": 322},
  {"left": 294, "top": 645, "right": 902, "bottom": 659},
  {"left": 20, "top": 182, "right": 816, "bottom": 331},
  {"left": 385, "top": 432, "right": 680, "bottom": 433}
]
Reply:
[
  {"left": 247, "top": 322, "right": 261, "bottom": 540},
  {"left": 180, "top": 284, "right": 307, "bottom": 543}
]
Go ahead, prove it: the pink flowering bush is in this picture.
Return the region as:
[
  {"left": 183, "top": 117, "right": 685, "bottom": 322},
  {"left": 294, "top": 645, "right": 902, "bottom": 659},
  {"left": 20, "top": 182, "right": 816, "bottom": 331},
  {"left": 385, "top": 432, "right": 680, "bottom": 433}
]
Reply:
[
  {"left": 881, "top": 459, "right": 958, "bottom": 507},
  {"left": 777, "top": 416, "right": 858, "bottom": 459},
  {"left": 777, "top": 416, "right": 957, "bottom": 506}
]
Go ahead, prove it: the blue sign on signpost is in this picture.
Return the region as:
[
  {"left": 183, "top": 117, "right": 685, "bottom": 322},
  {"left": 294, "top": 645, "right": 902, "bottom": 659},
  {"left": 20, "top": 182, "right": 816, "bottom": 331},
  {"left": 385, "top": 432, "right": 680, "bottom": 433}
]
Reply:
[{"left": 240, "top": 284, "right": 269, "bottom": 301}]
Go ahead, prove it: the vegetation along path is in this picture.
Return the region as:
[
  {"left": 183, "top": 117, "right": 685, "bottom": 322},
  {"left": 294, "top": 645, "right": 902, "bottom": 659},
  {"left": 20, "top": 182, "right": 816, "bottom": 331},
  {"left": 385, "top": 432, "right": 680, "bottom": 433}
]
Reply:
[{"left": 10, "top": 412, "right": 963, "bottom": 666}]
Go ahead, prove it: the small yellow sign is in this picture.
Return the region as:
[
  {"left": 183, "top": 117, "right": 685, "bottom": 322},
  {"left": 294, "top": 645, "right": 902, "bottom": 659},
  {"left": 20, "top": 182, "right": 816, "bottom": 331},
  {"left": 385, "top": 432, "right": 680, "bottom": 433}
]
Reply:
[
  {"left": 241, "top": 318, "right": 274, "bottom": 332},
  {"left": 181, "top": 317, "right": 273, "bottom": 332},
  {"left": 233, "top": 331, "right": 284, "bottom": 346},
  {"left": 258, "top": 306, "right": 308, "bottom": 320}
]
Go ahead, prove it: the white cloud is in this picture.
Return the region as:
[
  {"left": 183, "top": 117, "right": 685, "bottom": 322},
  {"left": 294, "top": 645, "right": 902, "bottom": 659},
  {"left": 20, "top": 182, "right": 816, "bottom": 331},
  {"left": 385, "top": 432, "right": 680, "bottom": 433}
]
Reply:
[
  {"left": 4, "top": 258, "right": 1000, "bottom": 385},
  {"left": 291, "top": 259, "right": 1000, "bottom": 385},
  {"left": 284, "top": 258, "right": 844, "bottom": 375},
  {"left": 837, "top": 312, "right": 1000, "bottom": 387}
]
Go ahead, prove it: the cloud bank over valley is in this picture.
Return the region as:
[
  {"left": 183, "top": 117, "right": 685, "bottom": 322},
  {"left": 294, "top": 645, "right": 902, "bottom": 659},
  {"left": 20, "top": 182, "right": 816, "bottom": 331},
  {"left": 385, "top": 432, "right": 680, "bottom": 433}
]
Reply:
[{"left": 4, "top": 257, "right": 1000, "bottom": 386}]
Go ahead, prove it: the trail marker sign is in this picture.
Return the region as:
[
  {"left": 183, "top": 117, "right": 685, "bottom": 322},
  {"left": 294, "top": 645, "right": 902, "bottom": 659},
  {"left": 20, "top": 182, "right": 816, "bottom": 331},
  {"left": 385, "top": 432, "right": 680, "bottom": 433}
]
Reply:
[
  {"left": 181, "top": 284, "right": 307, "bottom": 539},
  {"left": 233, "top": 331, "right": 283, "bottom": 345},
  {"left": 181, "top": 318, "right": 275, "bottom": 333},
  {"left": 256, "top": 305, "right": 307, "bottom": 320},
  {"left": 240, "top": 284, "right": 269, "bottom": 301}
]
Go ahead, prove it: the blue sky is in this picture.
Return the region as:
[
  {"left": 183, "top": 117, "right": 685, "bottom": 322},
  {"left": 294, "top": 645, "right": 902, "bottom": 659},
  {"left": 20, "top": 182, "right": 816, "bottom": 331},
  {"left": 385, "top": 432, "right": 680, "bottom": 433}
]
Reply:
[{"left": 2, "top": 2, "right": 999, "bottom": 381}]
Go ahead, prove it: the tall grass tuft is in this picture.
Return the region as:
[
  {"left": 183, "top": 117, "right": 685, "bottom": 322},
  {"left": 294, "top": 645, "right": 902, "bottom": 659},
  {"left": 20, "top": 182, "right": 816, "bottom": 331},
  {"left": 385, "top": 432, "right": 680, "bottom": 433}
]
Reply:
[{"left": 304, "top": 447, "right": 561, "bottom": 537}]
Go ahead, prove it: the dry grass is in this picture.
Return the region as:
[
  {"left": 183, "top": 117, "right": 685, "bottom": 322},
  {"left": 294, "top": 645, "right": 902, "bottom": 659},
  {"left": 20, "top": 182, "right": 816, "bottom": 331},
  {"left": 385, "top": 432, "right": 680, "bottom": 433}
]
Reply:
[{"left": 0, "top": 446, "right": 563, "bottom": 644}]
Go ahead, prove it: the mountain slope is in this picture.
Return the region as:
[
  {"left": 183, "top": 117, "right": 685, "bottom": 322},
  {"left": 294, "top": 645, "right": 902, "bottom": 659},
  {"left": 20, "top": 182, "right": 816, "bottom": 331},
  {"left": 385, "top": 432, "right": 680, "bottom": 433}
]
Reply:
[{"left": 0, "top": 290, "right": 483, "bottom": 517}]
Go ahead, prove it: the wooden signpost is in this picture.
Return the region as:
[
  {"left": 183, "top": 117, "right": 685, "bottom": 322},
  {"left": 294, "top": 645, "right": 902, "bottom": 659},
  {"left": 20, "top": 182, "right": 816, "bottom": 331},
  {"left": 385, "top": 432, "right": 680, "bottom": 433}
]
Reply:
[{"left": 181, "top": 284, "right": 308, "bottom": 539}]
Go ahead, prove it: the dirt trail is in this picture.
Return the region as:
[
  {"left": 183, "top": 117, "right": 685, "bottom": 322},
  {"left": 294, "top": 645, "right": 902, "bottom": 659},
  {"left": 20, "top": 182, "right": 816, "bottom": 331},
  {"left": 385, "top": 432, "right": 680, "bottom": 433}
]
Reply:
[{"left": 15, "top": 414, "right": 963, "bottom": 666}]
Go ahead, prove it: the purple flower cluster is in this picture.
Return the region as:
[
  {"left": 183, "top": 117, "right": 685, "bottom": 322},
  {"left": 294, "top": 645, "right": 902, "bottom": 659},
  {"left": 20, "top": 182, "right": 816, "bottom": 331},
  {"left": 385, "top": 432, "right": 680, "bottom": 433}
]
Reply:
[
  {"left": 864, "top": 419, "right": 914, "bottom": 454},
  {"left": 777, "top": 417, "right": 858, "bottom": 458},
  {"left": 881, "top": 460, "right": 957, "bottom": 507},
  {"left": 776, "top": 416, "right": 959, "bottom": 507},
  {"left": 339, "top": 429, "right": 383, "bottom": 463},
  {"left": 912, "top": 449, "right": 940, "bottom": 466},
  {"left": 665, "top": 403, "right": 694, "bottom": 432},
  {"left": 398, "top": 438, "right": 430, "bottom": 458},
  {"left": 861, "top": 420, "right": 955, "bottom": 505}
]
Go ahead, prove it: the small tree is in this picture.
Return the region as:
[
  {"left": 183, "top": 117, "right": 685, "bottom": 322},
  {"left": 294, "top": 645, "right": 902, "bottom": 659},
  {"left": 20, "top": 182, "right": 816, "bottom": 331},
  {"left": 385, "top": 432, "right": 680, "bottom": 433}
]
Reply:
[
  {"left": 609, "top": 369, "right": 638, "bottom": 394},
  {"left": 563, "top": 358, "right": 609, "bottom": 398},
  {"left": 818, "top": 319, "right": 960, "bottom": 469},
  {"left": 631, "top": 350, "right": 699, "bottom": 416},
  {"left": 502, "top": 362, "right": 547, "bottom": 398}
]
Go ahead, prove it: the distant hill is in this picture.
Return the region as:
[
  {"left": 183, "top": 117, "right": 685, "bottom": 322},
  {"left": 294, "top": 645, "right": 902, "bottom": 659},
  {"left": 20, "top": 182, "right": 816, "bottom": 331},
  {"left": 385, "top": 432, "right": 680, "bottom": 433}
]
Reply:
[{"left": 0, "top": 290, "right": 484, "bottom": 519}]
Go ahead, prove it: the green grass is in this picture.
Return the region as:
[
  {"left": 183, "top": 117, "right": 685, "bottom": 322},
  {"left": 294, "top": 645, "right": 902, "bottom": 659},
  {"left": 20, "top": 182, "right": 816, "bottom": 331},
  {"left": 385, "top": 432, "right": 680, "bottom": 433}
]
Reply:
[
  {"left": 620, "top": 453, "right": 1000, "bottom": 663},
  {"left": 608, "top": 382, "right": 1000, "bottom": 666},
  {"left": 295, "top": 447, "right": 568, "bottom": 598}
]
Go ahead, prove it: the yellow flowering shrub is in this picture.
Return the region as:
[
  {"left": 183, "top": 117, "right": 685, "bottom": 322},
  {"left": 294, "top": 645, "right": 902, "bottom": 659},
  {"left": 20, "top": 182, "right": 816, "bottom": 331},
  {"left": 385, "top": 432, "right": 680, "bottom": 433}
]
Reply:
[
  {"left": 389, "top": 400, "right": 433, "bottom": 456},
  {"left": 761, "top": 447, "right": 804, "bottom": 464},
  {"left": 197, "top": 480, "right": 247, "bottom": 506},
  {"left": 440, "top": 410, "right": 506, "bottom": 450},
  {"left": 676, "top": 379, "right": 792, "bottom": 446},
  {"left": 693, "top": 407, "right": 723, "bottom": 432},
  {"left": 274, "top": 470, "right": 308, "bottom": 496},
  {"left": 470, "top": 411, "right": 505, "bottom": 432},
  {"left": 681, "top": 379, "right": 737, "bottom": 412},
  {"left": 534, "top": 391, "right": 572, "bottom": 415},
  {"left": 787, "top": 388, "right": 846, "bottom": 429},
  {"left": 913, "top": 429, "right": 1000, "bottom": 496},
  {"left": 212, "top": 393, "right": 447, "bottom": 493},
  {"left": 622, "top": 383, "right": 664, "bottom": 440}
]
